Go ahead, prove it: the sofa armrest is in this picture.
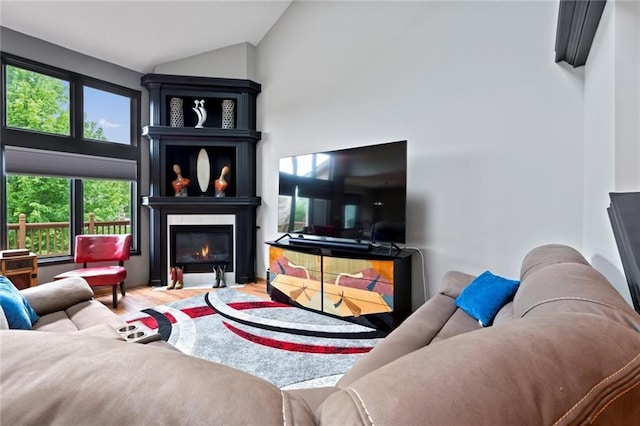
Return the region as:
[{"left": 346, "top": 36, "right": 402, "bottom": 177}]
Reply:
[
  {"left": 21, "top": 277, "right": 94, "bottom": 316},
  {"left": 439, "top": 270, "right": 476, "bottom": 298},
  {"left": 321, "top": 314, "right": 640, "bottom": 425},
  {"left": 339, "top": 292, "right": 459, "bottom": 387},
  {"left": 339, "top": 271, "right": 478, "bottom": 387},
  {"left": 74, "top": 324, "right": 125, "bottom": 341}
]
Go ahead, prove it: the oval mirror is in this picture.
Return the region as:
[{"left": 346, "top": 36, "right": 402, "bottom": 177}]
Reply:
[{"left": 196, "top": 148, "right": 211, "bottom": 193}]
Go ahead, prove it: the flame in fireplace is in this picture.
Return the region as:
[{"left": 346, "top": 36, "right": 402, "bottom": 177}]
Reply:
[{"left": 201, "top": 244, "right": 209, "bottom": 258}]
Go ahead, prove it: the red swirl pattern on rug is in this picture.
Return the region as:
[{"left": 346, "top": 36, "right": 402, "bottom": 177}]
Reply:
[
  {"left": 223, "top": 321, "right": 374, "bottom": 354},
  {"left": 128, "top": 299, "right": 374, "bottom": 354}
]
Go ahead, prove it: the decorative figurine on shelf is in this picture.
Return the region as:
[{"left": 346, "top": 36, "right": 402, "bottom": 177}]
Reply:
[
  {"left": 221, "top": 99, "right": 235, "bottom": 129},
  {"left": 169, "top": 97, "right": 184, "bottom": 127},
  {"left": 214, "top": 165, "right": 230, "bottom": 197},
  {"left": 192, "top": 99, "right": 207, "bottom": 128},
  {"left": 171, "top": 164, "right": 190, "bottom": 197}
]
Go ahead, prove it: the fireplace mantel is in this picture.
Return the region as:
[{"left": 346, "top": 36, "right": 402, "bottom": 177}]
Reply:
[{"left": 142, "top": 196, "right": 261, "bottom": 209}]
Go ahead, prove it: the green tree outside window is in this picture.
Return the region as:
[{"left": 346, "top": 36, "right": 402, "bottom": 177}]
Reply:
[{"left": 4, "top": 64, "right": 132, "bottom": 254}]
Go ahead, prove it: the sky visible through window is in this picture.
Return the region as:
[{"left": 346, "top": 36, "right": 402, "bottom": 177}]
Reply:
[{"left": 84, "top": 86, "right": 130, "bottom": 143}]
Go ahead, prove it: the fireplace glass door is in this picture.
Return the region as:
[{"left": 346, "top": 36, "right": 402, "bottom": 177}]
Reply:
[{"left": 170, "top": 225, "right": 233, "bottom": 273}]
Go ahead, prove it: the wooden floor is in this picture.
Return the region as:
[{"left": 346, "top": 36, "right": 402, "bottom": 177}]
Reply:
[{"left": 93, "top": 280, "right": 270, "bottom": 316}]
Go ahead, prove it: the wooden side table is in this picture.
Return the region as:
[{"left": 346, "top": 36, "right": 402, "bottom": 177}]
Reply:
[{"left": 0, "top": 250, "right": 38, "bottom": 290}]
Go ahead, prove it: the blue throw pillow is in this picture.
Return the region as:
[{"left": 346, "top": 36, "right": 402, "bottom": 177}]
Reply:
[
  {"left": 0, "top": 275, "right": 39, "bottom": 329},
  {"left": 455, "top": 270, "right": 519, "bottom": 327}
]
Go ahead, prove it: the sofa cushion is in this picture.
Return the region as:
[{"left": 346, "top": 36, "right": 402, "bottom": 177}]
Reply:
[
  {"left": 0, "top": 275, "right": 39, "bottom": 329},
  {"left": 286, "top": 387, "right": 340, "bottom": 414},
  {"left": 0, "top": 304, "right": 9, "bottom": 330},
  {"left": 32, "top": 311, "right": 79, "bottom": 332},
  {"left": 430, "top": 308, "right": 482, "bottom": 344},
  {"left": 66, "top": 300, "right": 125, "bottom": 330},
  {"left": 455, "top": 271, "right": 519, "bottom": 326},
  {"left": 493, "top": 301, "right": 515, "bottom": 325}
]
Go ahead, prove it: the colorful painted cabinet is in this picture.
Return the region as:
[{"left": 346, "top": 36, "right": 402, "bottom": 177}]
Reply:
[{"left": 267, "top": 243, "right": 413, "bottom": 331}]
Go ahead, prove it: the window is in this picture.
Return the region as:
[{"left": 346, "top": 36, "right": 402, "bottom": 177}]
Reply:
[
  {"left": 1, "top": 53, "right": 141, "bottom": 260},
  {"left": 278, "top": 153, "right": 334, "bottom": 233},
  {"left": 6, "top": 175, "right": 71, "bottom": 256},
  {"left": 83, "top": 86, "right": 131, "bottom": 144},
  {"left": 343, "top": 205, "right": 357, "bottom": 229},
  {"left": 83, "top": 178, "right": 132, "bottom": 235},
  {"left": 5, "top": 65, "right": 70, "bottom": 136},
  {"left": 294, "top": 194, "right": 310, "bottom": 231},
  {"left": 278, "top": 195, "right": 293, "bottom": 232}
]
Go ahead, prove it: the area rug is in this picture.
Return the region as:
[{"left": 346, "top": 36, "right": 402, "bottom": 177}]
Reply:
[{"left": 121, "top": 288, "right": 386, "bottom": 389}]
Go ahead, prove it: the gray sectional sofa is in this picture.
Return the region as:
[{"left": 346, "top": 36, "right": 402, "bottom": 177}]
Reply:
[{"left": 2, "top": 244, "right": 640, "bottom": 425}]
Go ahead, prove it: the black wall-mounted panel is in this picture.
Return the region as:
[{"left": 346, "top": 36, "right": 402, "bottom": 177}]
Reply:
[
  {"left": 555, "top": 0, "right": 607, "bottom": 68},
  {"left": 608, "top": 192, "right": 640, "bottom": 313}
]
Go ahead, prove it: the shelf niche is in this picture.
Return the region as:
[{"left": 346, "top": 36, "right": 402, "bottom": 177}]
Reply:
[
  {"left": 167, "top": 96, "right": 238, "bottom": 129},
  {"left": 164, "top": 144, "right": 236, "bottom": 198}
]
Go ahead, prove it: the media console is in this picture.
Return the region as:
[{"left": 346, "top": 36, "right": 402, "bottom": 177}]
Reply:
[{"left": 266, "top": 238, "right": 414, "bottom": 331}]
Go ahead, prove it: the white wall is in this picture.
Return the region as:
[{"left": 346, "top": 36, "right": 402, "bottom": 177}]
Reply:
[
  {"left": 255, "top": 1, "right": 585, "bottom": 308},
  {"left": 0, "top": 27, "right": 150, "bottom": 287},
  {"left": 6, "top": 1, "right": 635, "bottom": 309},
  {"left": 583, "top": 0, "right": 640, "bottom": 304},
  {"left": 153, "top": 42, "right": 257, "bottom": 81}
]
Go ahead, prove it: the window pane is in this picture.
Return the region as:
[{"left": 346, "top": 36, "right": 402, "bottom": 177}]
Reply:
[
  {"left": 311, "top": 198, "right": 330, "bottom": 226},
  {"left": 83, "top": 179, "right": 132, "bottom": 235},
  {"left": 294, "top": 192, "right": 310, "bottom": 232},
  {"left": 343, "top": 205, "right": 357, "bottom": 229},
  {"left": 295, "top": 155, "right": 313, "bottom": 177},
  {"left": 6, "top": 175, "right": 71, "bottom": 256},
  {"left": 278, "top": 195, "right": 293, "bottom": 232},
  {"left": 315, "top": 153, "right": 331, "bottom": 180},
  {"left": 5, "top": 65, "right": 70, "bottom": 136},
  {"left": 83, "top": 86, "right": 131, "bottom": 144},
  {"left": 279, "top": 157, "right": 293, "bottom": 175}
]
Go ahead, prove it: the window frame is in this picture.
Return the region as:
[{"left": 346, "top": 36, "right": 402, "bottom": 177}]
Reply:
[{"left": 0, "top": 52, "right": 142, "bottom": 263}]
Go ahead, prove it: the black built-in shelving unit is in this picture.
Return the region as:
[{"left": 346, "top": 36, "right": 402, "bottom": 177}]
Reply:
[{"left": 141, "top": 74, "right": 261, "bottom": 286}]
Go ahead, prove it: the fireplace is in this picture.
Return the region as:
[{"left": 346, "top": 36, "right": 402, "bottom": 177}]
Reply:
[{"left": 170, "top": 225, "right": 233, "bottom": 274}]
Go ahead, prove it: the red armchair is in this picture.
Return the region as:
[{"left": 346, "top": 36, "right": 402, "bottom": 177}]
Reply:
[{"left": 54, "top": 234, "right": 132, "bottom": 308}]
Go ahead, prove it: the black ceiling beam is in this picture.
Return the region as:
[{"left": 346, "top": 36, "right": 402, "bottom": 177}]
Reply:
[{"left": 555, "top": 0, "right": 607, "bottom": 68}]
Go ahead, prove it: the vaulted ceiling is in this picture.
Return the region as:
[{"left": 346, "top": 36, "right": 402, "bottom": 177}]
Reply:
[{"left": 0, "top": 1, "right": 292, "bottom": 73}]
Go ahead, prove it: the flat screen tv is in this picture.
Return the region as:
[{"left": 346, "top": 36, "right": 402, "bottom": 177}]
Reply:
[{"left": 277, "top": 140, "right": 407, "bottom": 246}]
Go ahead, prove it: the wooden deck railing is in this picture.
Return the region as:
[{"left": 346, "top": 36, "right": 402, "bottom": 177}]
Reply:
[{"left": 6, "top": 213, "right": 130, "bottom": 257}]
